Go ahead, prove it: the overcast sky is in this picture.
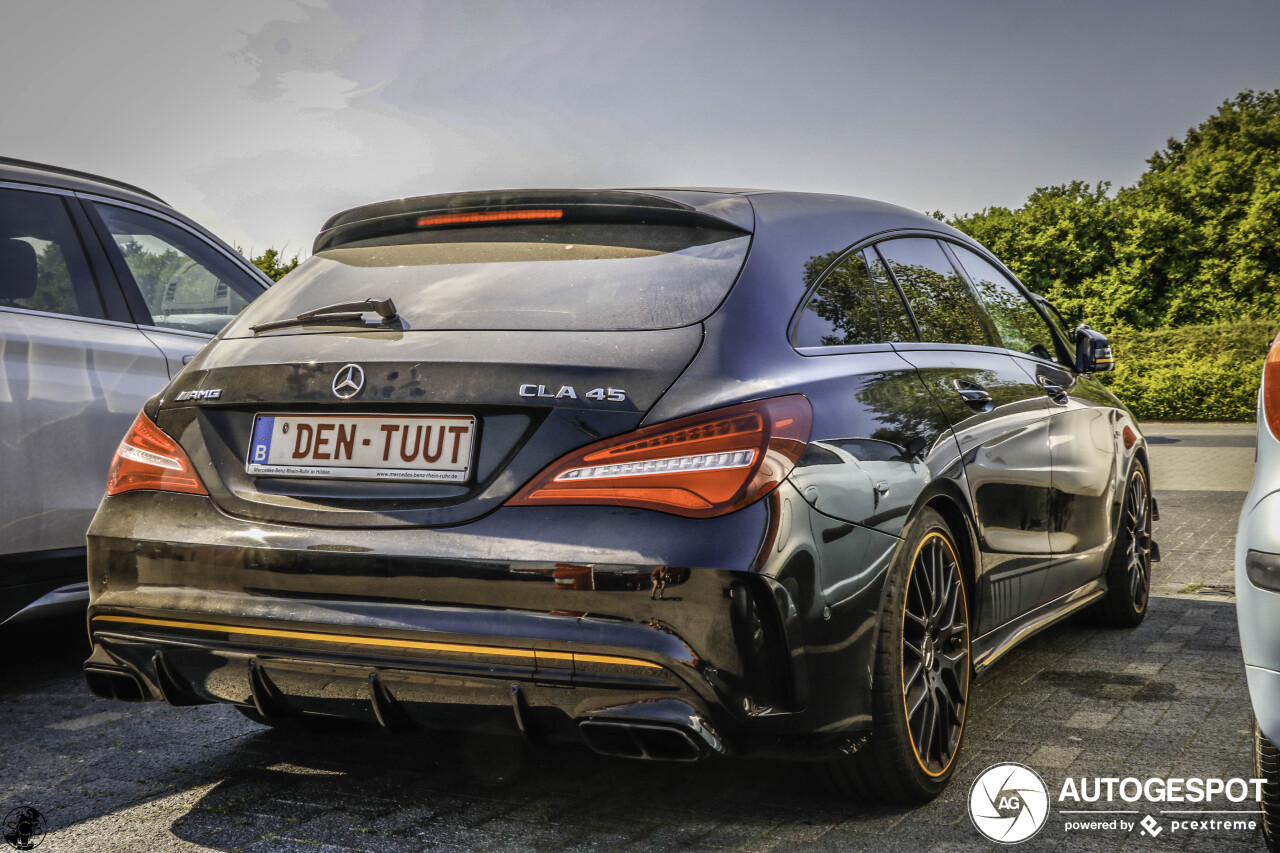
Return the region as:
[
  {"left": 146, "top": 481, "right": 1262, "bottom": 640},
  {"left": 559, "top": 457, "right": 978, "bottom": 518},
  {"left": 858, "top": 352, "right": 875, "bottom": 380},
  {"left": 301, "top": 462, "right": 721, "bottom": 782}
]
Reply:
[{"left": 3, "top": 0, "right": 1278, "bottom": 256}]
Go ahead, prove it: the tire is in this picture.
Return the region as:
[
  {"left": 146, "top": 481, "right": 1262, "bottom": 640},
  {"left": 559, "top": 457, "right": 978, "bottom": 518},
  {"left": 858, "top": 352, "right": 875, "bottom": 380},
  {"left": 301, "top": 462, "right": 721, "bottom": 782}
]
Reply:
[
  {"left": 826, "top": 507, "right": 971, "bottom": 803},
  {"left": 1094, "top": 465, "right": 1154, "bottom": 627},
  {"left": 1255, "top": 714, "right": 1280, "bottom": 853}
]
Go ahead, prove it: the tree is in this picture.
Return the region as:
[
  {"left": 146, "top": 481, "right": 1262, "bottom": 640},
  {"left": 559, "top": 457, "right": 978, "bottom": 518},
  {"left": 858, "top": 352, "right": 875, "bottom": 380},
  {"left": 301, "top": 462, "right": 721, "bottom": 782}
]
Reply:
[
  {"left": 950, "top": 181, "right": 1119, "bottom": 325},
  {"left": 948, "top": 90, "right": 1280, "bottom": 331},
  {"left": 239, "top": 247, "right": 300, "bottom": 282}
]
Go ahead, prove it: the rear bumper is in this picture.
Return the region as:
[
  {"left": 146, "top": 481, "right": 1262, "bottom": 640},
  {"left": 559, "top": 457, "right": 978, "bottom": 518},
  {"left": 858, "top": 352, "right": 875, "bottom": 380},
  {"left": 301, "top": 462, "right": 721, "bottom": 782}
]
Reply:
[
  {"left": 85, "top": 603, "right": 727, "bottom": 760},
  {"left": 85, "top": 490, "right": 870, "bottom": 760}
]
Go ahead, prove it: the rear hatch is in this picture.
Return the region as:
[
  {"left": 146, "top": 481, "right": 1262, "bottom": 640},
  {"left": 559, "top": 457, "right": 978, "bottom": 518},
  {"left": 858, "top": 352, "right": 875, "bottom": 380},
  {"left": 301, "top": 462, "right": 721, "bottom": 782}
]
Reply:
[{"left": 157, "top": 190, "right": 753, "bottom": 528}]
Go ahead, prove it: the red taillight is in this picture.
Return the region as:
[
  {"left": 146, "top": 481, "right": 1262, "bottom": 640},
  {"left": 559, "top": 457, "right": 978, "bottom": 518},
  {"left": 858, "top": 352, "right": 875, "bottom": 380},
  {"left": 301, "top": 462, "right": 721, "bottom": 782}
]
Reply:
[
  {"left": 1265, "top": 336, "right": 1280, "bottom": 441},
  {"left": 106, "top": 411, "right": 207, "bottom": 497},
  {"left": 416, "top": 209, "right": 564, "bottom": 228},
  {"left": 507, "top": 396, "right": 812, "bottom": 518}
]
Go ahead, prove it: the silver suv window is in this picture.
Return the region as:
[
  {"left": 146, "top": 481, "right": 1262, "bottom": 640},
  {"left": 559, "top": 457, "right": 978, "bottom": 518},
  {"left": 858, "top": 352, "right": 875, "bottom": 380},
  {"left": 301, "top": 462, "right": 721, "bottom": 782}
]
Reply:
[
  {"left": 0, "top": 188, "right": 103, "bottom": 320},
  {"left": 93, "top": 203, "right": 259, "bottom": 335}
]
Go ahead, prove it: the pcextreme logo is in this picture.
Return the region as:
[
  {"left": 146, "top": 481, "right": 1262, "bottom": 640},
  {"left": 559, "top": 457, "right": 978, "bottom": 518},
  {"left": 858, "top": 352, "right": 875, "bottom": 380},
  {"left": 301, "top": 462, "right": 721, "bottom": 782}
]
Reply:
[{"left": 968, "top": 764, "right": 1266, "bottom": 843}]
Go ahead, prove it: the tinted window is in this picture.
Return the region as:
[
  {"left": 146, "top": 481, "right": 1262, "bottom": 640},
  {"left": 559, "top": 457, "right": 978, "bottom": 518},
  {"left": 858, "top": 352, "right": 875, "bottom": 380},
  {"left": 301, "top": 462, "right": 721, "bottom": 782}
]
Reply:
[
  {"left": 792, "top": 251, "right": 882, "bottom": 347},
  {"left": 950, "top": 245, "right": 1058, "bottom": 361},
  {"left": 225, "top": 223, "right": 750, "bottom": 335},
  {"left": 866, "top": 249, "right": 917, "bottom": 342},
  {"left": 876, "top": 238, "right": 993, "bottom": 347},
  {"left": 94, "top": 203, "right": 263, "bottom": 335},
  {"left": 0, "top": 188, "right": 102, "bottom": 320}
]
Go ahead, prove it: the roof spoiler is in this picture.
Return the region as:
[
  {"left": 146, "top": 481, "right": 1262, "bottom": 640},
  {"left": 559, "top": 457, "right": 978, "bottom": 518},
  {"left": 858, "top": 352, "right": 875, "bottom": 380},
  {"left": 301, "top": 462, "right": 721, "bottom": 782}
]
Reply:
[{"left": 313, "top": 189, "right": 752, "bottom": 254}]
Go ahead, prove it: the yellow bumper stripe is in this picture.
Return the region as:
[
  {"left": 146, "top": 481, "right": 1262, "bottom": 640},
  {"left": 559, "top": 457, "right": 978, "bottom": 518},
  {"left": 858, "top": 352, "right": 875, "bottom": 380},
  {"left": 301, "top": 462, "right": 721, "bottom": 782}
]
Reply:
[{"left": 92, "top": 615, "right": 661, "bottom": 669}]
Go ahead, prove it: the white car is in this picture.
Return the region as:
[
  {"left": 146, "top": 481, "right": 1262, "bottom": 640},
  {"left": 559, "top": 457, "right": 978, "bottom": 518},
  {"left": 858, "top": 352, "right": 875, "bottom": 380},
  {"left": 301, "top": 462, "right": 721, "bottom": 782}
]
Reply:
[{"left": 1235, "top": 334, "right": 1280, "bottom": 851}]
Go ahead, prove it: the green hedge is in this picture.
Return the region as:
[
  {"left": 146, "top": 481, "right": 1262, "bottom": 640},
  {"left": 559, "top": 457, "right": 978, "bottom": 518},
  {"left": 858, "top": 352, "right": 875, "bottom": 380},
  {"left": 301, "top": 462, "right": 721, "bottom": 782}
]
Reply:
[{"left": 1100, "top": 320, "right": 1274, "bottom": 421}]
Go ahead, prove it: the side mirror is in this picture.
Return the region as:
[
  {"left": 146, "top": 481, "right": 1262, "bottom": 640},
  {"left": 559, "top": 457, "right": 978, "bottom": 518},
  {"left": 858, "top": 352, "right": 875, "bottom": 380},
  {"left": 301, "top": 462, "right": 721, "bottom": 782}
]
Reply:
[{"left": 1071, "top": 324, "right": 1115, "bottom": 374}]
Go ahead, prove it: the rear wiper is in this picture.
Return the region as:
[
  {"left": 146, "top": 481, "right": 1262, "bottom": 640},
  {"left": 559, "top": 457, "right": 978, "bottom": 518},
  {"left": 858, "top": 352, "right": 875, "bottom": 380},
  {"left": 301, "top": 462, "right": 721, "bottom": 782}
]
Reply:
[{"left": 251, "top": 298, "right": 400, "bottom": 334}]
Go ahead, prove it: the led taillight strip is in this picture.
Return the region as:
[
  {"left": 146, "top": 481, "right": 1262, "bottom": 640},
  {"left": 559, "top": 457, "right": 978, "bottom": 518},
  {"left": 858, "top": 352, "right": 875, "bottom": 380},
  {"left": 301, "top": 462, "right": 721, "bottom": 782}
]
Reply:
[
  {"left": 117, "top": 442, "right": 184, "bottom": 471},
  {"left": 556, "top": 449, "right": 757, "bottom": 482}
]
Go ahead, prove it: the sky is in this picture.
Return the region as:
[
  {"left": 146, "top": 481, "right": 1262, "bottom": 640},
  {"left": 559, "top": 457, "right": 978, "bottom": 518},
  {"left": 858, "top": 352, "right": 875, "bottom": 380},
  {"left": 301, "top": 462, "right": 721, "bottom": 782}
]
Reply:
[{"left": 3, "top": 0, "right": 1279, "bottom": 257}]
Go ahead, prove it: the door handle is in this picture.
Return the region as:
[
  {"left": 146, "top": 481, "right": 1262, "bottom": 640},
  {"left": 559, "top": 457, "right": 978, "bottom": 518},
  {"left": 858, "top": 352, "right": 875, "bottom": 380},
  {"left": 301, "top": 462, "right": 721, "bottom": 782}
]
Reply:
[
  {"left": 1038, "top": 377, "right": 1069, "bottom": 405},
  {"left": 951, "top": 379, "right": 993, "bottom": 409}
]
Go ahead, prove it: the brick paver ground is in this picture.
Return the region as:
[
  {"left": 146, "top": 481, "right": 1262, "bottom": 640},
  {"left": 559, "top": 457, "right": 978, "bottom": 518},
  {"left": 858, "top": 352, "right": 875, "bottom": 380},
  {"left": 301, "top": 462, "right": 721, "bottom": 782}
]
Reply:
[{"left": 0, "top": 422, "right": 1265, "bottom": 852}]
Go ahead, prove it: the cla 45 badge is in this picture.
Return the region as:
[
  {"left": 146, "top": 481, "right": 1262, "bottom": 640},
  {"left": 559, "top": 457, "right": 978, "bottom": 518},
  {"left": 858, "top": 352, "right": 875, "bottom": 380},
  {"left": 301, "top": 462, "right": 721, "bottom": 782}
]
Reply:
[{"left": 518, "top": 384, "right": 627, "bottom": 402}]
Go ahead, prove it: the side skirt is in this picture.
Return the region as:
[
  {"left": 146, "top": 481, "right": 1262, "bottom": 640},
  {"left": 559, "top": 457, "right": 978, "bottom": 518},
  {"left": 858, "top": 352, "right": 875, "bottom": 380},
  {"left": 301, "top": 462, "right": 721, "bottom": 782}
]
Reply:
[{"left": 971, "top": 581, "right": 1105, "bottom": 677}]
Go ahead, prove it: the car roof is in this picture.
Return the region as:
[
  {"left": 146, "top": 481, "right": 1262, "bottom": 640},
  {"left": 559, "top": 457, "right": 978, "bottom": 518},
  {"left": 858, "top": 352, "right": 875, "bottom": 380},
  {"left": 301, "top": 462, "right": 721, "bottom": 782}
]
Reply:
[
  {"left": 0, "top": 156, "right": 274, "bottom": 289},
  {"left": 0, "top": 156, "right": 167, "bottom": 207}
]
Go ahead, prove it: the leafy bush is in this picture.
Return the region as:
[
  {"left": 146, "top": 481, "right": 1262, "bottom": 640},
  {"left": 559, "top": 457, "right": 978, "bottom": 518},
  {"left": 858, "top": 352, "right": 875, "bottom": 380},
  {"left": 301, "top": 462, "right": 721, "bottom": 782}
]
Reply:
[
  {"left": 950, "top": 90, "right": 1280, "bottom": 331},
  {"left": 1101, "top": 320, "right": 1274, "bottom": 421}
]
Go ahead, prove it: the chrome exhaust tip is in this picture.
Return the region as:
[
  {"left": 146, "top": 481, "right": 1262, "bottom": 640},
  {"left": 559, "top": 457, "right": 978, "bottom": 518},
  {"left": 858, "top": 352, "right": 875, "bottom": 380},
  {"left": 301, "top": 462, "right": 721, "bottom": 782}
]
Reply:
[
  {"left": 578, "top": 699, "right": 724, "bottom": 762},
  {"left": 84, "top": 665, "right": 149, "bottom": 702}
]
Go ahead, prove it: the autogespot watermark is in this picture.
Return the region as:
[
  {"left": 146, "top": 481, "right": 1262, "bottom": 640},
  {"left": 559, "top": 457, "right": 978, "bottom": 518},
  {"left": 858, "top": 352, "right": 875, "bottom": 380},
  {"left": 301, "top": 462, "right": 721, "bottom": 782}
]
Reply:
[
  {"left": 968, "top": 764, "right": 1265, "bottom": 844},
  {"left": 970, "top": 763, "right": 1052, "bottom": 843}
]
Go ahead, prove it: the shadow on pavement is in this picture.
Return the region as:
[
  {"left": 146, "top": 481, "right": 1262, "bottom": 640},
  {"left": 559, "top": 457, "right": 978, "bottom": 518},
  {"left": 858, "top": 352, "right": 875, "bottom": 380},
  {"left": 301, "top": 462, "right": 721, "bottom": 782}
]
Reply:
[{"left": 0, "top": 611, "right": 89, "bottom": 691}]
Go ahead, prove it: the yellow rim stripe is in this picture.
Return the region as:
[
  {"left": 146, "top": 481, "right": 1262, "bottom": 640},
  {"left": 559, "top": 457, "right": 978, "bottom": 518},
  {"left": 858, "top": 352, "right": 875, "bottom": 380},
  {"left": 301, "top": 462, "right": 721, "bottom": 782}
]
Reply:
[{"left": 92, "top": 615, "right": 661, "bottom": 669}]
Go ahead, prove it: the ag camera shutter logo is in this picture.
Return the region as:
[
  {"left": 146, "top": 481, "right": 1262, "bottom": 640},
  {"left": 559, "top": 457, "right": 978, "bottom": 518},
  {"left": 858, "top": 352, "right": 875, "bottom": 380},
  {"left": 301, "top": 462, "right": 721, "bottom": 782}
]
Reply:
[{"left": 969, "top": 763, "right": 1050, "bottom": 844}]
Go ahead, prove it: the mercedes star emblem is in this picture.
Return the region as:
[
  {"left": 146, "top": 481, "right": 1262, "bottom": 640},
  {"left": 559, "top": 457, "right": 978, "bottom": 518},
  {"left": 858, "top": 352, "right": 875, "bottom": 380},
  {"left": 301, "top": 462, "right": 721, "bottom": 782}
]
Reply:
[{"left": 332, "top": 364, "right": 365, "bottom": 399}]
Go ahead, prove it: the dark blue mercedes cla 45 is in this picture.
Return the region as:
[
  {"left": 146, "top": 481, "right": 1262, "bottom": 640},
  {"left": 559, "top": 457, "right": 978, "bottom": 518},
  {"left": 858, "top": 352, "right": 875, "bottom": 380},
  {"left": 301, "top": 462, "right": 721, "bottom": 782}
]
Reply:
[{"left": 84, "top": 189, "right": 1154, "bottom": 802}]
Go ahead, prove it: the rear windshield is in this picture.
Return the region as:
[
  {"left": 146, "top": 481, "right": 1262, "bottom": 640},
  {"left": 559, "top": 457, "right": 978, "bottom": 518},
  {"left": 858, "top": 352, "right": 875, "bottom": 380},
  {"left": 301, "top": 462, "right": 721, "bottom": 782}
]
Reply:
[{"left": 224, "top": 223, "right": 751, "bottom": 334}]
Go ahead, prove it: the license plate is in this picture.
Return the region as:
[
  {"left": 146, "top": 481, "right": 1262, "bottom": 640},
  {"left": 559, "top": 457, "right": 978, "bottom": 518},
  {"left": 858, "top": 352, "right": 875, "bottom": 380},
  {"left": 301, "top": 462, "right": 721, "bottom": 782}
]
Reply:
[{"left": 246, "top": 414, "right": 476, "bottom": 482}]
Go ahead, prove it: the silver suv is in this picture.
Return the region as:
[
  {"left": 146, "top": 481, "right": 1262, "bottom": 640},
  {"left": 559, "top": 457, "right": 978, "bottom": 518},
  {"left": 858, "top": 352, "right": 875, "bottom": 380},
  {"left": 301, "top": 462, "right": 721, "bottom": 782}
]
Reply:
[
  {"left": 1237, "top": 333, "right": 1280, "bottom": 851},
  {"left": 0, "top": 157, "right": 270, "bottom": 624}
]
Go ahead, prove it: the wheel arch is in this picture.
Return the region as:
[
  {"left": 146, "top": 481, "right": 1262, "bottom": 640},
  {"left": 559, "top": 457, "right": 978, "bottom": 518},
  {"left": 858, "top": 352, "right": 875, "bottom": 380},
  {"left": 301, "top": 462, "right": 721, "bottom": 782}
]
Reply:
[
  {"left": 922, "top": 486, "right": 981, "bottom": 621},
  {"left": 868, "top": 482, "right": 981, "bottom": 669}
]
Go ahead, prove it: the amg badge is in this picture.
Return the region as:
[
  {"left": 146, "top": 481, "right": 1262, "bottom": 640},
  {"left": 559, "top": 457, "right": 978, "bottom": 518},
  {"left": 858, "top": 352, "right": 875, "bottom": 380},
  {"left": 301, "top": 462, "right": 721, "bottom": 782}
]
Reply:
[{"left": 174, "top": 388, "right": 222, "bottom": 402}]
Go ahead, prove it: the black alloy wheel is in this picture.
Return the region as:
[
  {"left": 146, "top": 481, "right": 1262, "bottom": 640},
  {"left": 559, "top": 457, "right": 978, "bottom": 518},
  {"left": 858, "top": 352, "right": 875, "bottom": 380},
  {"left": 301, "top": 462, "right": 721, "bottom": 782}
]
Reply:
[
  {"left": 901, "top": 531, "right": 970, "bottom": 776},
  {"left": 1095, "top": 466, "right": 1153, "bottom": 627},
  {"left": 825, "top": 507, "right": 971, "bottom": 803}
]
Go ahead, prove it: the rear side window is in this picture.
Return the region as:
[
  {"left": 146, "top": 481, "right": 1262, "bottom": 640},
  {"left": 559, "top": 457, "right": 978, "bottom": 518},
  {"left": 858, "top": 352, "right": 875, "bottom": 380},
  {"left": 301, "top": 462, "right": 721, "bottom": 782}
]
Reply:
[
  {"left": 0, "top": 188, "right": 103, "bottom": 320},
  {"left": 792, "top": 249, "right": 919, "bottom": 347},
  {"left": 866, "top": 250, "right": 917, "bottom": 343},
  {"left": 876, "top": 238, "right": 994, "bottom": 347},
  {"left": 792, "top": 250, "right": 882, "bottom": 347},
  {"left": 950, "top": 244, "right": 1058, "bottom": 361},
  {"left": 227, "top": 222, "right": 750, "bottom": 334}
]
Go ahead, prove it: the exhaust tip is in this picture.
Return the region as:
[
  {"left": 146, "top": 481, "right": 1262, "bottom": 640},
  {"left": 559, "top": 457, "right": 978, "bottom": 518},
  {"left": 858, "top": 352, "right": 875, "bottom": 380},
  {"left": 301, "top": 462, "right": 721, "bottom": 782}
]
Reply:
[
  {"left": 580, "top": 719, "right": 707, "bottom": 762},
  {"left": 84, "top": 666, "right": 149, "bottom": 702}
]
